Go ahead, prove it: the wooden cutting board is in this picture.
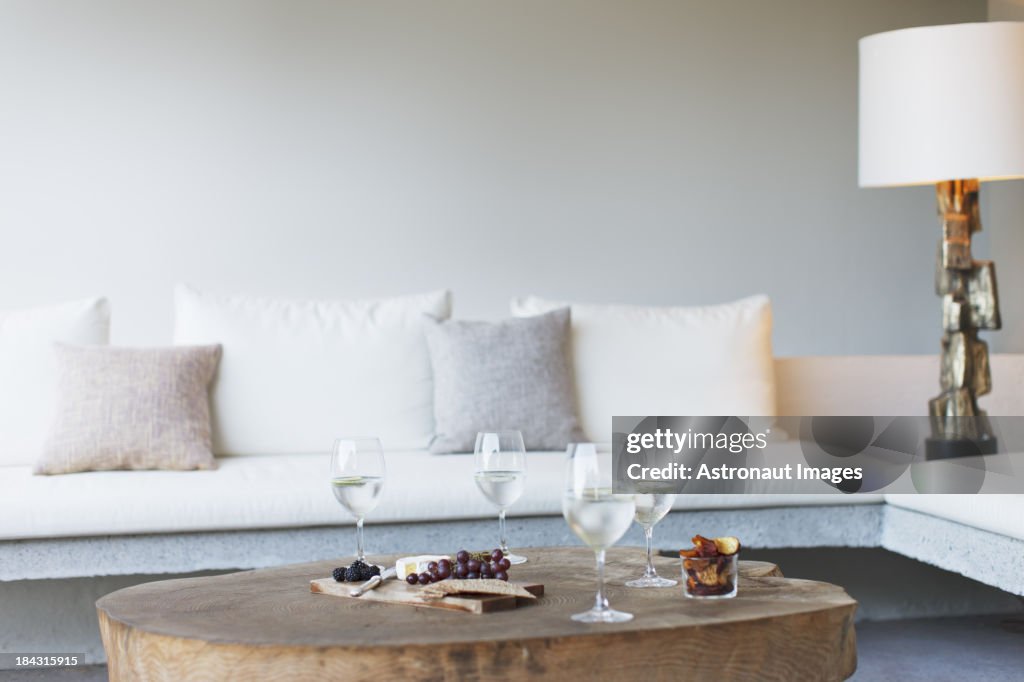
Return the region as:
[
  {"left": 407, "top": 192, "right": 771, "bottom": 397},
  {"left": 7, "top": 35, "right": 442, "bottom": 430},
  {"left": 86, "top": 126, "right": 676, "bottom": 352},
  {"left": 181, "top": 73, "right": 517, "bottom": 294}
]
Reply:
[{"left": 310, "top": 578, "right": 544, "bottom": 614}]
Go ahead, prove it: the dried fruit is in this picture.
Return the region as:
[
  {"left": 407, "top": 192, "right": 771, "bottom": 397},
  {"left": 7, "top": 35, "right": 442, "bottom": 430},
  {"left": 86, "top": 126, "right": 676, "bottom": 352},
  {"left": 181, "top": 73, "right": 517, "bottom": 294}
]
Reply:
[
  {"left": 713, "top": 536, "right": 741, "bottom": 556},
  {"left": 692, "top": 535, "right": 718, "bottom": 556},
  {"left": 680, "top": 533, "right": 740, "bottom": 598}
]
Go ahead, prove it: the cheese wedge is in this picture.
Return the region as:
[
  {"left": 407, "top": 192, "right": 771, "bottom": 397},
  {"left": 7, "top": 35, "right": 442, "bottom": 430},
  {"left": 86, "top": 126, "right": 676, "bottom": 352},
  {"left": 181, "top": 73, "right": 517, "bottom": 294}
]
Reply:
[{"left": 395, "top": 555, "right": 450, "bottom": 580}]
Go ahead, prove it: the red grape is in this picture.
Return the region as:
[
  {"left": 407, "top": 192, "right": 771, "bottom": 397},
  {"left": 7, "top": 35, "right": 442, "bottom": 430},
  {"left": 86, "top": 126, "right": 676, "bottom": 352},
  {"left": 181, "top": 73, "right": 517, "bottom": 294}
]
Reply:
[
  {"left": 499, "top": 558, "right": 511, "bottom": 571},
  {"left": 406, "top": 574, "right": 418, "bottom": 585},
  {"left": 467, "top": 559, "right": 480, "bottom": 572},
  {"left": 491, "top": 549, "right": 504, "bottom": 562},
  {"left": 456, "top": 550, "right": 470, "bottom": 564},
  {"left": 466, "top": 571, "right": 479, "bottom": 580},
  {"left": 418, "top": 572, "right": 431, "bottom": 585},
  {"left": 426, "top": 561, "right": 438, "bottom": 573},
  {"left": 494, "top": 570, "right": 508, "bottom": 581}
]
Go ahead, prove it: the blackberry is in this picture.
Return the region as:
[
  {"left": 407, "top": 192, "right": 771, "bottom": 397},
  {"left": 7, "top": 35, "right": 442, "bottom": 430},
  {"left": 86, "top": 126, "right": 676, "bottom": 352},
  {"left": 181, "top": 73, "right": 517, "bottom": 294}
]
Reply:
[
  {"left": 368, "top": 565, "right": 381, "bottom": 578},
  {"left": 331, "top": 567, "right": 347, "bottom": 582},
  {"left": 347, "top": 559, "right": 370, "bottom": 582}
]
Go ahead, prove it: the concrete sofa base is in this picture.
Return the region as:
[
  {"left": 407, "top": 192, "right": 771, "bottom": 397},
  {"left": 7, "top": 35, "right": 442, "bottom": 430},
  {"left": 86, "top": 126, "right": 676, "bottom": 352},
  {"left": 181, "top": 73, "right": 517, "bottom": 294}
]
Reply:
[
  {"left": 881, "top": 506, "right": 1024, "bottom": 597},
  {"left": 6, "top": 503, "right": 1021, "bottom": 593},
  {"left": 1, "top": 504, "right": 883, "bottom": 582}
]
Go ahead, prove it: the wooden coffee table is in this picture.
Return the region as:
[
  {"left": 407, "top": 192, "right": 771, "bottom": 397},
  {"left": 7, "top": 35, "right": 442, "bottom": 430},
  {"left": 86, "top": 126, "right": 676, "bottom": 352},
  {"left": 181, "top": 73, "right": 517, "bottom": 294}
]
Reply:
[{"left": 97, "top": 546, "right": 857, "bottom": 681}]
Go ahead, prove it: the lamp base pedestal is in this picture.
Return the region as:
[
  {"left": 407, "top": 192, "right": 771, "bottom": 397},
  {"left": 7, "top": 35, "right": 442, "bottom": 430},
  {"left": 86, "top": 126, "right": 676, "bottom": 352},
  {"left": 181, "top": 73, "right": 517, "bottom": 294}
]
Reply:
[
  {"left": 925, "top": 435, "right": 997, "bottom": 461},
  {"left": 927, "top": 179, "right": 1001, "bottom": 462}
]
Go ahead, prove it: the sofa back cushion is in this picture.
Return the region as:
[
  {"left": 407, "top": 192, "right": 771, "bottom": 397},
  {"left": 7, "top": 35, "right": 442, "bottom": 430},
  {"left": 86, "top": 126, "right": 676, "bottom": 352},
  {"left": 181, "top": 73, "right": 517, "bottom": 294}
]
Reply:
[
  {"left": 511, "top": 295, "right": 775, "bottom": 444},
  {"left": 174, "top": 286, "right": 451, "bottom": 455},
  {"left": 0, "top": 298, "right": 110, "bottom": 467}
]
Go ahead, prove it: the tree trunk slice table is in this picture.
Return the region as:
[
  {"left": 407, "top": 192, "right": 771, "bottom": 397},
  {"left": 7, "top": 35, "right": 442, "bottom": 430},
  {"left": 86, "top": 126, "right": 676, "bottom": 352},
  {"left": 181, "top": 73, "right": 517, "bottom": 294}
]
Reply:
[{"left": 97, "top": 546, "right": 857, "bottom": 681}]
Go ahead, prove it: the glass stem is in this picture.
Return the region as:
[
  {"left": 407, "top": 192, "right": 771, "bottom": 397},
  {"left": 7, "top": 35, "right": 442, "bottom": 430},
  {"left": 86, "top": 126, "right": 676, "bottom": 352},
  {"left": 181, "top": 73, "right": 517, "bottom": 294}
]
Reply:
[
  {"left": 594, "top": 549, "right": 608, "bottom": 612},
  {"left": 355, "top": 516, "right": 365, "bottom": 560},
  {"left": 498, "top": 508, "right": 509, "bottom": 553},
  {"left": 644, "top": 526, "right": 657, "bottom": 578}
]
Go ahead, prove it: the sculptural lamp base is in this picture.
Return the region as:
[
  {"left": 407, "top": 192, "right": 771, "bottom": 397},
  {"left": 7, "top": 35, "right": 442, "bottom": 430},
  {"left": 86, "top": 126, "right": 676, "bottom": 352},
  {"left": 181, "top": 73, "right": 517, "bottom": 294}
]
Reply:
[
  {"left": 926, "top": 179, "right": 1001, "bottom": 460},
  {"left": 925, "top": 435, "right": 998, "bottom": 461}
]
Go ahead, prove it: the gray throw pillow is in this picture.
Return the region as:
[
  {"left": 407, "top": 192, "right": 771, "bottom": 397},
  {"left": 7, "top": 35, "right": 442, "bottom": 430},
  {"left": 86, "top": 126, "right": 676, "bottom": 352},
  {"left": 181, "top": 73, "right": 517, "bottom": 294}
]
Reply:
[
  {"left": 34, "top": 344, "right": 222, "bottom": 475},
  {"left": 424, "top": 308, "right": 584, "bottom": 453}
]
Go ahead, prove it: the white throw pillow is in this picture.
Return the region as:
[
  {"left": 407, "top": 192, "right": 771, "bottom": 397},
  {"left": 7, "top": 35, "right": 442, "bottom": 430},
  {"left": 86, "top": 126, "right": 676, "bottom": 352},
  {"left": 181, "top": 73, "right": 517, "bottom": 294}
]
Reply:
[
  {"left": 510, "top": 295, "right": 776, "bottom": 443},
  {"left": 174, "top": 285, "right": 452, "bottom": 455},
  {"left": 0, "top": 298, "right": 110, "bottom": 467}
]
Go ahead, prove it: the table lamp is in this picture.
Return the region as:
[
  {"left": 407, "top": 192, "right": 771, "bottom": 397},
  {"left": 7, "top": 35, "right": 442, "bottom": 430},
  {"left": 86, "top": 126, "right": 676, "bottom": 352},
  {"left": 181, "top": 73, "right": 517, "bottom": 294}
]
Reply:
[{"left": 859, "top": 22, "right": 1024, "bottom": 459}]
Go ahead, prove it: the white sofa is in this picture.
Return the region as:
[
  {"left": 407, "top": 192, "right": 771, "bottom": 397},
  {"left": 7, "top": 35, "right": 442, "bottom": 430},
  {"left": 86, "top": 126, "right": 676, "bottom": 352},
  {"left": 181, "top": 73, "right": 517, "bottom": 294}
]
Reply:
[
  {"left": 3, "top": 291, "right": 1023, "bottom": 667},
  {"left": 3, "top": 354, "right": 1022, "bottom": 595},
  {"left": 3, "top": 351, "right": 1023, "bottom": 669}
]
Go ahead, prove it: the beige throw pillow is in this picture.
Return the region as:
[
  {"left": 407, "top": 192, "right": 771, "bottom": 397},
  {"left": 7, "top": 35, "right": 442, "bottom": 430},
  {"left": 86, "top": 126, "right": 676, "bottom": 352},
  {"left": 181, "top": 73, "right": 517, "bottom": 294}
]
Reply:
[{"left": 34, "top": 344, "right": 222, "bottom": 475}]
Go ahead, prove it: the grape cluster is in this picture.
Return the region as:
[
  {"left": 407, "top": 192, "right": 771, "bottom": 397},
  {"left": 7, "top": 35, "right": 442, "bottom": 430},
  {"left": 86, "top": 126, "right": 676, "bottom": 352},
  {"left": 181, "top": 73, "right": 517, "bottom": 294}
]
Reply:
[
  {"left": 406, "top": 549, "right": 511, "bottom": 585},
  {"left": 404, "top": 558, "right": 452, "bottom": 585},
  {"left": 332, "top": 559, "right": 381, "bottom": 583}
]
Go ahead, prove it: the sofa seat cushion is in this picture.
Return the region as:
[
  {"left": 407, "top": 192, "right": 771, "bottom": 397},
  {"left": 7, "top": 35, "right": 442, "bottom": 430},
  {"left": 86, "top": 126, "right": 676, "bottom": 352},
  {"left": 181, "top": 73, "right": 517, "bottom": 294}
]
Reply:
[
  {"left": 0, "top": 451, "right": 880, "bottom": 541},
  {"left": 884, "top": 494, "right": 1024, "bottom": 541}
]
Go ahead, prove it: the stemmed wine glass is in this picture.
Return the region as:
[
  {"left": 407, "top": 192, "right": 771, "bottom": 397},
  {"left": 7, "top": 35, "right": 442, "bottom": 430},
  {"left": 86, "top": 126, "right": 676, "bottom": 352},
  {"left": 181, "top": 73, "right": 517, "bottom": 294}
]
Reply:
[
  {"left": 562, "top": 442, "right": 636, "bottom": 623},
  {"left": 625, "top": 491, "right": 677, "bottom": 588},
  {"left": 330, "top": 437, "right": 385, "bottom": 562},
  {"left": 474, "top": 431, "right": 527, "bottom": 565}
]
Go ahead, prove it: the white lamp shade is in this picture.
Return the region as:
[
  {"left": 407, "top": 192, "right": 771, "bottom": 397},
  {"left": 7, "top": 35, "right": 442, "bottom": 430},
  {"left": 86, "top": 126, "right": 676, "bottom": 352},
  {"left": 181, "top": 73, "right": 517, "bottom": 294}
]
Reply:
[{"left": 859, "top": 22, "right": 1024, "bottom": 188}]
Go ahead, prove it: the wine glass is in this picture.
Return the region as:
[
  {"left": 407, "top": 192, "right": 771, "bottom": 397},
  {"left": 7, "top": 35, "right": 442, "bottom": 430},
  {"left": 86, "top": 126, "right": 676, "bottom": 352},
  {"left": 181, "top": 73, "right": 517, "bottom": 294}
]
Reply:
[
  {"left": 474, "top": 431, "right": 527, "bottom": 565},
  {"left": 562, "top": 442, "right": 636, "bottom": 623},
  {"left": 330, "top": 437, "right": 385, "bottom": 562},
  {"left": 625, "top": 491, "right": 677, "bottom": 588}
]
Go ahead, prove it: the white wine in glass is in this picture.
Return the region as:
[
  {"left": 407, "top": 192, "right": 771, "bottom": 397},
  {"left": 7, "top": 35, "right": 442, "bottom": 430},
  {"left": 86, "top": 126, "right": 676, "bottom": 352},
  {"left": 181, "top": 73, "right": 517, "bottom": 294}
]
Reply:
[
  {"left": 625, "top": 492, "right": 677, "bottom": 588},
  {"left": 474, "top": 431, "right": 527, "bottom": 564},
  {"left": 562, "top": 442, "right": 635, "bottom": 623},
  {"left": 330, "top": 437, "right": 385, "bottom": 562}
]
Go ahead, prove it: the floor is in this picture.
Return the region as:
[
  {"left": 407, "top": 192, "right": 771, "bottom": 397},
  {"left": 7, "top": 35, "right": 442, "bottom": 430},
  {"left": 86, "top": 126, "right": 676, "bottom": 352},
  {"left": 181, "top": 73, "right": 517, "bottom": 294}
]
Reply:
[
  {"left": 850, "top": 614, "right": 1024, "bottom": 682},
  {"left": 3, "top": 614, "right": 1022, "bottom": 681}
]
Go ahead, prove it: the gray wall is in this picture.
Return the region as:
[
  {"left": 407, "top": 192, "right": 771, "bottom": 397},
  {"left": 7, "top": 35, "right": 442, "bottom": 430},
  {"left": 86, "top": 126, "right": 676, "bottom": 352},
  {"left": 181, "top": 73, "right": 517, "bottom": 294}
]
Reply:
[
  {"left": 0, "top": 0, "right": 1000, "bottom": 355},
  {"left": 989, "top": 1, "right": 1024, "bottom": 353}
]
